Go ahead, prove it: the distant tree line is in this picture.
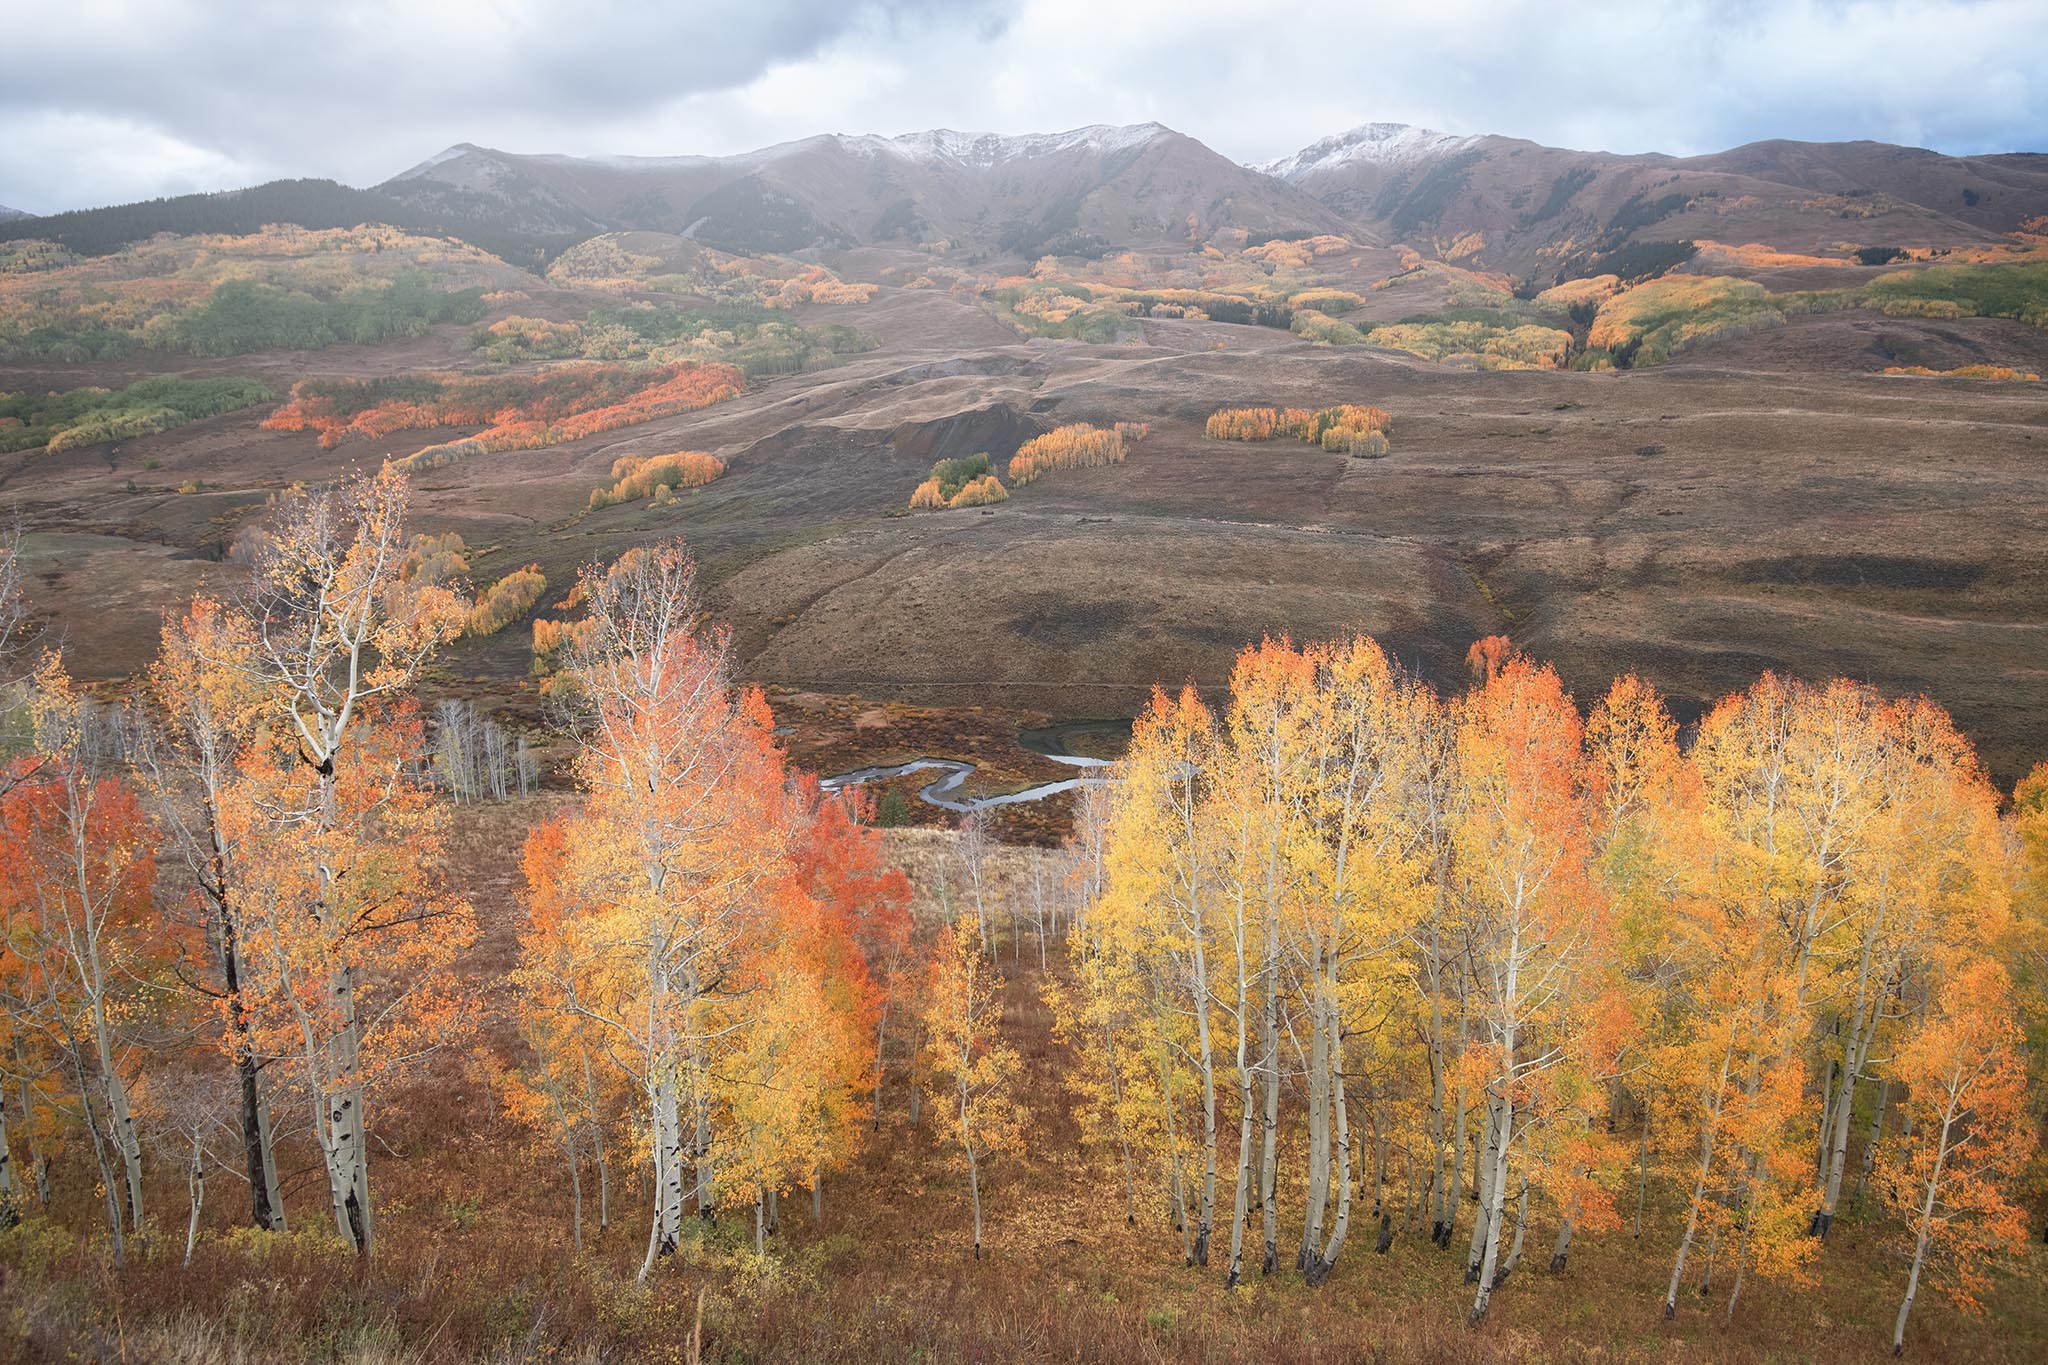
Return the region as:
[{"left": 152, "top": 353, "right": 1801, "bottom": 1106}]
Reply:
[{"left": 0, "top": 179, "right": 580, "bottom": 270}]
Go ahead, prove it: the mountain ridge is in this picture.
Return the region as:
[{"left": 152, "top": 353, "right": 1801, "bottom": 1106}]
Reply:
[{"left": 6, "top": 121, "right": 2044, "bottom": 275}]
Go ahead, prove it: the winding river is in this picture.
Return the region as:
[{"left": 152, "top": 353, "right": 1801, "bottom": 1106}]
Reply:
[{"left": 821, "top": 719, "right": 1128, "bottom": 813}]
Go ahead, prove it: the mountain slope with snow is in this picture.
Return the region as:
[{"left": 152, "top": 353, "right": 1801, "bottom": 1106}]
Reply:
[{"left": 378, "top": 123, "right": 1348, "bottom": 255}]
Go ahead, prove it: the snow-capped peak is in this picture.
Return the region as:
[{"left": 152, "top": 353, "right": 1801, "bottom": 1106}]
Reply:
[
  {"left": 1260, "top": 123, "right": 1479, "bottom": 180},
  {"left": 855, "top": 123, "right": 1173, "bottom": 167}
]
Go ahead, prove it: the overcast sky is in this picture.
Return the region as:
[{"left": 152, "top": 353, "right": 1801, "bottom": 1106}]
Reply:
[{"left": 3, "top": 0, "right": 2043, "bottom": 216}]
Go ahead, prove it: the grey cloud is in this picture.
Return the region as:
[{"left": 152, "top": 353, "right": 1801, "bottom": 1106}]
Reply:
[{"left": 1, "top": 0, "right": 2041, "bottom": 216}]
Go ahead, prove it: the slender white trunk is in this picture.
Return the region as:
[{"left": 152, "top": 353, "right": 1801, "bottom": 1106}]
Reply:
[
  {"left": 1666, "top": 1037, "right": 1735, "bottom": 1316},
  {"left": 1893, "top": 1088, "right": 1960, "bottom": 1355},
  {"left": 184, "top": 1131, "right": 205, "bottom": 1267},
  {"left": 0, "top": 1078, "right": 18, "bottom": 1227}
]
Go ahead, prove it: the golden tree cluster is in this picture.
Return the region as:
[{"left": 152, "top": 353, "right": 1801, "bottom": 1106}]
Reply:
[
  {"left": 1006, "top": 422, "right": 1139, "bottom": 485},
  {"left": 1067, "top": 634, "right": 2034, "bottom": 1344},
  {"left": 1203, "top": 404, "right": 1392, "bottom": 454},
  {"left": 586, "top": 451, "right": 726, "bottom": 510},
  {"left": 506, "top": 540, "right": 911, "bottom": 1271}
]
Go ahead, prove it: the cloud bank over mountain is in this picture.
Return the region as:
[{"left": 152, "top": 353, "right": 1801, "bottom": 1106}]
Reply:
[{"left": 4, "top": 0, "right": 2043, "bottom": 215}]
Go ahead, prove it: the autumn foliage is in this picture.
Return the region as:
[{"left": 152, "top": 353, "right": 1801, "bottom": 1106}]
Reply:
[
  {"left": 910, "top": 453, "right": 1008, "bottom": 509},
  {"left": 586, "top": 450, "right": 726, "bottom": 510},
  {"left": 1068, "top": 632, "right": 2036, "bottom": 1340},
  {"left": 466, "top": 565, "right": 548, "bottom": 636},
  {"left": 1204, "top": 404, "right": 1391, "bottom": 454},
  {"left": 1006, "top": 422, "right": 1143, "bottom": 485},
  {"left": 259, "top": 361, "right": 745, "bottom": 470}
]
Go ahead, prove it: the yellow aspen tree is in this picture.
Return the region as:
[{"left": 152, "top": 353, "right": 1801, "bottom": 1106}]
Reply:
[
  {"left": 921, "top": 919, "right": 1021, "bottom": 1259},
  {"left": 1098, "top": 684, "right": 1222, "bottom": 1265}
]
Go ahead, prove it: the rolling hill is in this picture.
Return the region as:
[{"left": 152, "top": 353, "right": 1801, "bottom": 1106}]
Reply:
[{"left": 1264, "top": 122, "right": 2048, "bottom": 281}]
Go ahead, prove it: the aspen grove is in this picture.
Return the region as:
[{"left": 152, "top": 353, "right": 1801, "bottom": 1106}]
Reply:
[
  {"left": 1068, "top": 634, "right": 2042, "bottom": 1343},
  {"left": 2, "top": 490, "right": 2047, "bottom": 1357}
]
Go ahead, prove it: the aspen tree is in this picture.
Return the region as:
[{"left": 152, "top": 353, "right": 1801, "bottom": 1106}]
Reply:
[
  {"left": 1221, "top": 640, "right": 1318, "bottom": 1277},
  {"left": 1884, "top": 958, "right": 2034, "bottom": 1355},
  {"left": 535, "top": 542, "right": 787, "bottom": 1280},
  {"left": 1099, "top": 685, "right": 1222, "bottom": 1265},
  {"left": 138, "top": 599, "right": 288, "bottom": 1231},
  {"left": 1454, "top": 640, "right": 1602, "bottom": 1324},
  {"left": 229, "top": 464, "right": 470, "bottom": 1256},
  {"left": 921, "top": 920, "right": 1021, "bottom": 1259},
  {"left": 1811, "top": 700, "right": 2004, "bottom": 1239}
]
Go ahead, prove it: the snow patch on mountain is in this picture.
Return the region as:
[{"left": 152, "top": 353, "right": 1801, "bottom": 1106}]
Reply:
[
  {"left": 859, "top": 123, "right": 1174, "bottom": 166},
  {"left": 1261, "top": 123, "right": 1479, "bottom": 180}
]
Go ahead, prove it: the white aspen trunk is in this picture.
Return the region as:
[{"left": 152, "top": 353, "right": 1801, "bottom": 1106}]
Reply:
[
  {"left": 1494, "top": 1177, "right": 1529, "bottom": 1287},
  {"left": 958, "top": 1070, "right": 983, "bottom": 1259},
  {"left": 71, "top": 1054, "right": 127, "bottom": 1271},
  {"left": 1426, "top": 967, "right": 1450, "bottom": 1244},
  {"left": 1635, "top": 1088, "right": 1652, "bottom": 1239},
  {"left": 1156, "top": 1040, "right": 1192, "bottom": 1263},
  {"left": 1446, "top": 986, "right": 1470, "bottom": 1249},
  {"left": 1226, "top": 1060, "right": 1255, "bottom": 1285},
  {"left": 581, "top": 1050, "right": 610, "bottom": 1231},
  {"left": 870, "top": 994, "right": 893, "bottom": 1131},
  {"left": 79, "top": 906, "right": 144, "bottom": 1233},
  {"left": 1471, "top": 916, "right": 1522, "bottom": 1325},
  {"left": 1816, "top": 959, "right": 1884, "bottom": 1237},
  {"left": 565, "top": 1129, "right": 584, "bottom": 1252},
  {"left": 1551, "top": 1212, "right": 1574, "bottom": 1273},
  {"left": 1225, "top": 873, "right": 1255, "bottom": 1286},
  {"left": 185, "top": 1131, "right": 205, "bottom": 1267},
  {"left": 1465, "top": 1096, "right": 1500, "bottom": 1278},
  {"left": 254, "top": 1083, "right": 286, "bottom": 1232},
  {"left": 1190, "top": 936, "right": 1217, "bottom": 1268},
  {"left": 1469, "top": 1096, "right": 1514, "bottom": 1321},
  {"left": 1893, "top": 1086, "right": 1960, "bottom": 1355},
  {"left": 325, "top": 966, "right": 371, "bottom": 1256},
  {"left": 1258, "top": 920, "right": 1281, "bottom": 1276},
  {"left": 19, "top": 1074, "right": 49, "bottom": 1209},
  {"left": 0, "top": 1079, "right": 18, "bottom": 1227},
  {"left": 1665, "top": 1039, "right": 1734, "bottom": 1316},
  {"left": 1300, "top": 987, "right": 1331, "bottom": 1273},
  {"left": 1309, "top": 1026, "right": 1352, "bottom": 1284}
]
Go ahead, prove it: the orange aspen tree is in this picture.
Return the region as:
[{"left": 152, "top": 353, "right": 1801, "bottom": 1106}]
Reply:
[
  {"left": 1884, "top": 957, "right": 2035, "bottom": 1355},
  {"left": 921, "top": 919, "right": 1021, "bottom": 1259},
  {"left": 1662, "top": 675, "right": 1884, "bottom": 1316},
  {"left": 228, "top": 464, "right": 470, "bottom": 1256},
  {"left": 1, "top": 661, "right": 158, "bottom": 1266},
  {"left": 781, "top": 775, "right": 907, "bottom": 1213},
  {"left": 521, "top": 541, "right": 792, "bottom": 1281},
  {"left": 1583, "top": 675, "right": 1694, "bottom": 1251},
  {"left": 137, "top": 598, "right": 289, "bottom": 1231},
  {"left": 504, "top": 817, "right": 628, "bottom": 1249},
  {"left": 1407, "top": 688, "right": 1468, "bottom": 1252},
  {"left": 1454, "top": 639, "right": 1604, "bottom": 1324},
  {"left": 232, "top": 702, "right": 474, "bottom": 1256}
]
